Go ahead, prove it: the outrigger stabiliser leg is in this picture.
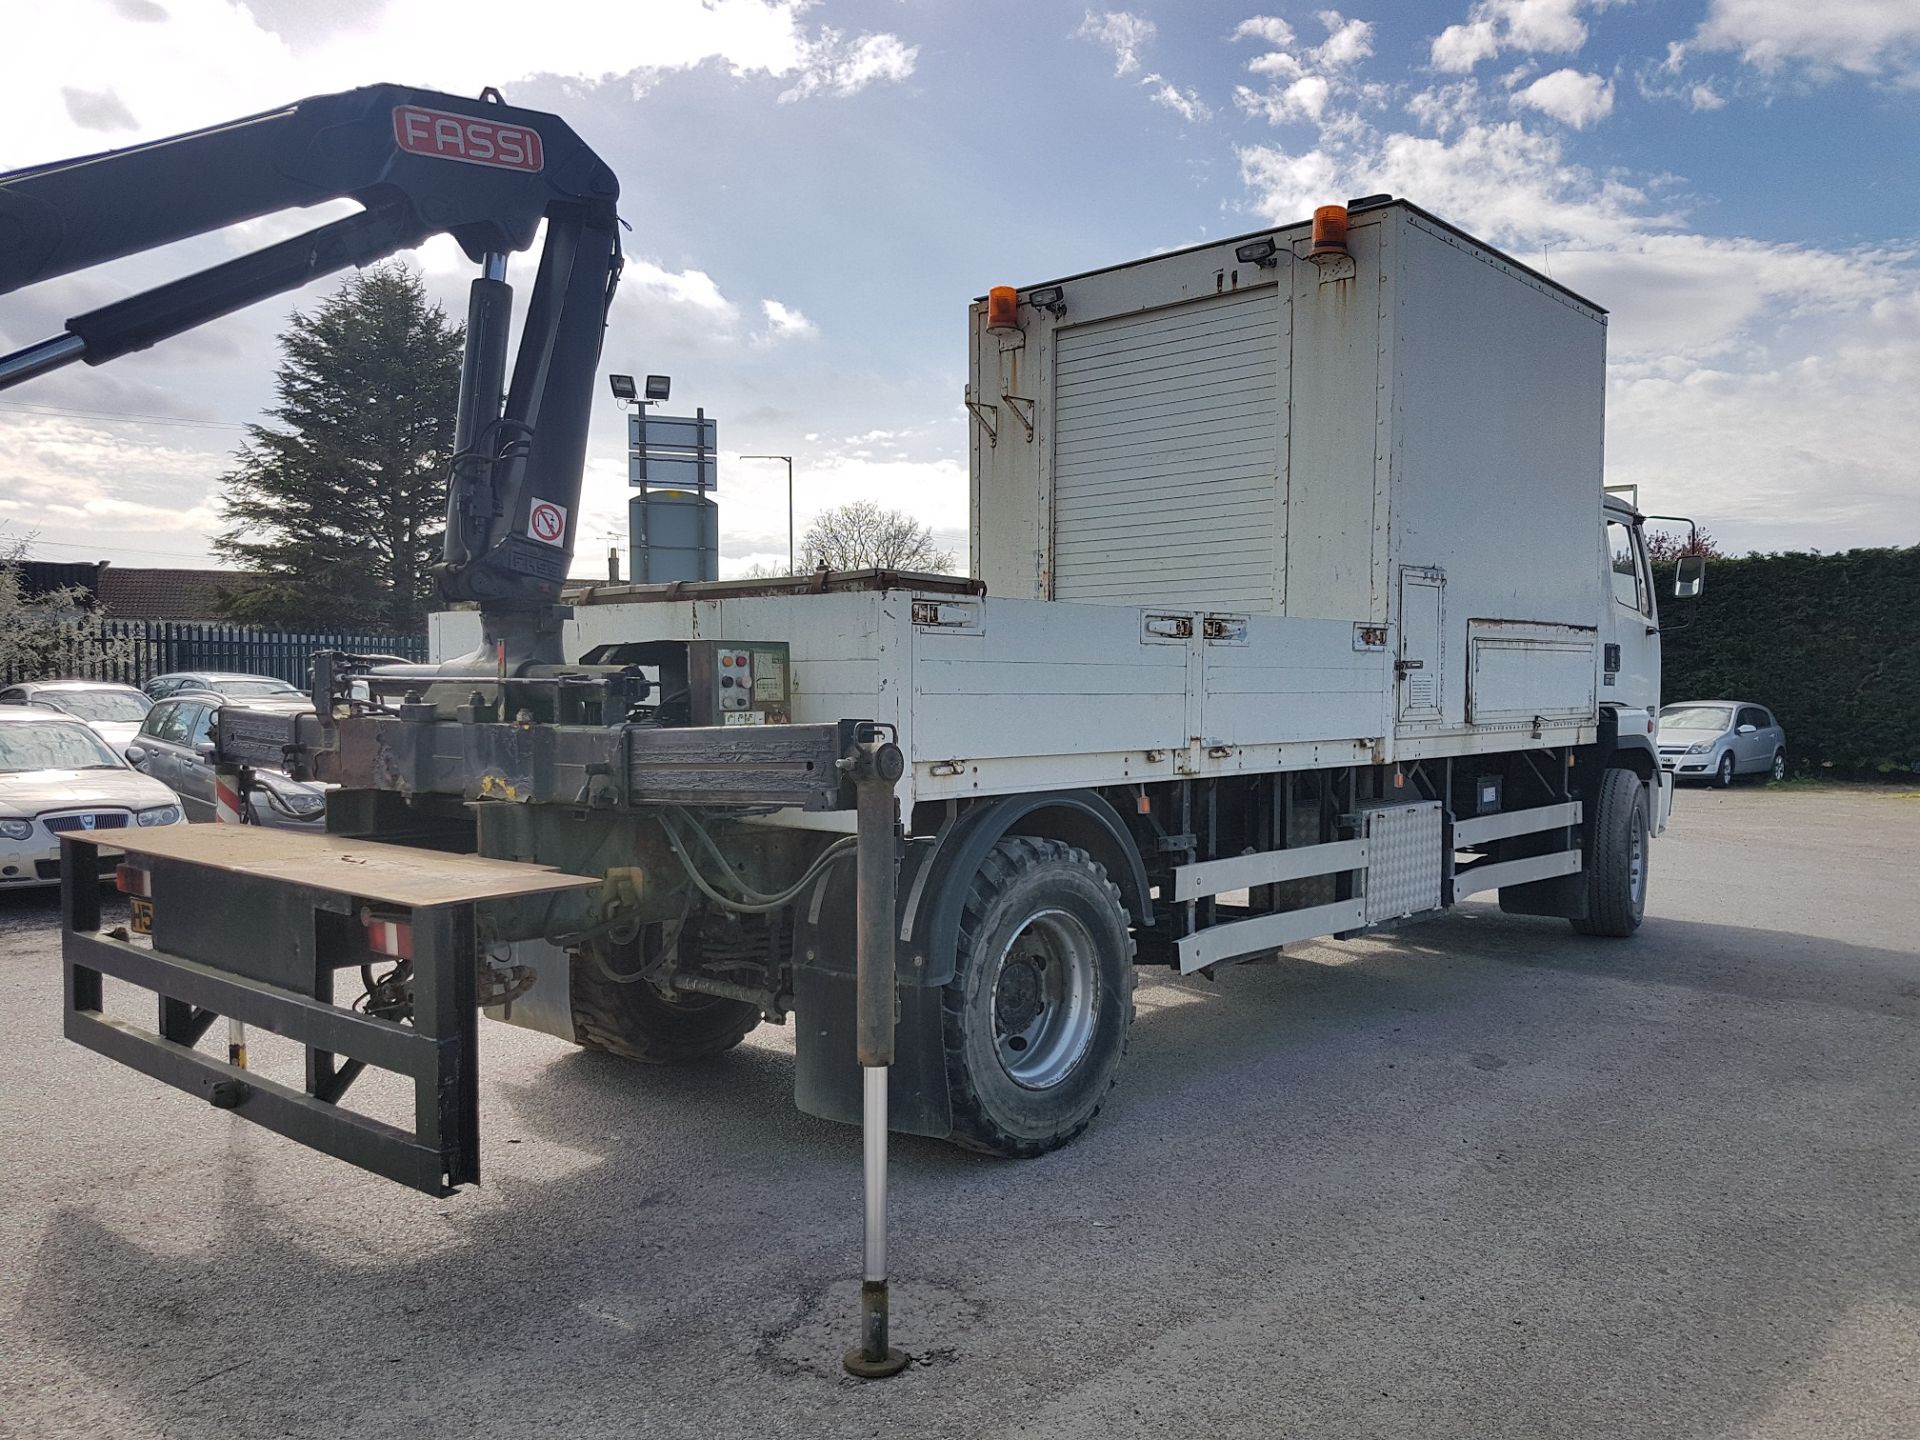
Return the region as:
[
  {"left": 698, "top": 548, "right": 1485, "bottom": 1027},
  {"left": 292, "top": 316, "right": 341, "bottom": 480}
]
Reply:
[{"left": 843, "top": 733, "right": 911, "bottom": 1379}]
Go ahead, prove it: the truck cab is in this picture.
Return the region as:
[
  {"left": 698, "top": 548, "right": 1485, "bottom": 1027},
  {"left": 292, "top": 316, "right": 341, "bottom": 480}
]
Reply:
[{"left": 1603, "top": 496, "right": 1661, "bottom": 714}]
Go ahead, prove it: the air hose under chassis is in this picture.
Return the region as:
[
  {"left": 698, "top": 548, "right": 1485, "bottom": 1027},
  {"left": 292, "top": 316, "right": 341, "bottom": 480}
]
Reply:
[{"left": 551, "top": 806, "right": 855, "bottom": 987}]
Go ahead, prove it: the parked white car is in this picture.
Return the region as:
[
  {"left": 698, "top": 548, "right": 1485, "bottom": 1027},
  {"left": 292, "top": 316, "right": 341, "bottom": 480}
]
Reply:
[
  {"left": 0, "top": 706, "right": 185, "bottom": 889},
  {"left": 1657, "top": 701, "right": 1788, "bottom": 786},
  {"left": 0, "top": 679, "right": 152, "bottom": 754}
]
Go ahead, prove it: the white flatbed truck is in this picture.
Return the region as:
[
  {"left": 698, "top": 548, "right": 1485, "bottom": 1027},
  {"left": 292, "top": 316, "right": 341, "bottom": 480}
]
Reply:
[
  {"left": 17, "top": 132, "right": 1700, "bottom": 1366},
  {"left": 430, "top": 195, "right": 1698, "bottom": 1157}
]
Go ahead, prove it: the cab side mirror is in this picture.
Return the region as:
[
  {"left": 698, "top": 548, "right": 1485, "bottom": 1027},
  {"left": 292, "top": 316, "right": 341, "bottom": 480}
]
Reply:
[{"left": 1674, "top": 554, "right": 1705, "bottom": 599}]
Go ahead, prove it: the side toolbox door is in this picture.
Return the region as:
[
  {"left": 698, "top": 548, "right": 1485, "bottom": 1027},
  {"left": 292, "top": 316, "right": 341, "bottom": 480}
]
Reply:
[{"left": 1396, "top": 568, "right": 1444, "bottom": 724}]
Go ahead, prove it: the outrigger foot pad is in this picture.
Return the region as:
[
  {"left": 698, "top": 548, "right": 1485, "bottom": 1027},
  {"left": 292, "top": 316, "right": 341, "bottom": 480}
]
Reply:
[{"left": 843, "top": 1345, "right": 910, "bottom": 1379}]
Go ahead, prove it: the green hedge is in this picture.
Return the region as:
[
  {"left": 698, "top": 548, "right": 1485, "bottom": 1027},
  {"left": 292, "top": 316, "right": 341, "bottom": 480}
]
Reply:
[{"left": 1656, "top": 546, "right": 1920, "bottom": 777}]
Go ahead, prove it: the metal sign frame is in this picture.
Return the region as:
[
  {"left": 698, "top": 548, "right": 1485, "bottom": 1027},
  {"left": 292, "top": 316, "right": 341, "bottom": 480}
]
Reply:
[{"left": 629, "top": 407, "right": 717, "bottom": 493}]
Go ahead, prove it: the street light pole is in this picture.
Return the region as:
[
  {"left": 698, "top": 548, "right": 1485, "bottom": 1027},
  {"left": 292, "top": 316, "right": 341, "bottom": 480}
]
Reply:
[{"left": 741, "top": 454, "right": 796, "bottom": 573}]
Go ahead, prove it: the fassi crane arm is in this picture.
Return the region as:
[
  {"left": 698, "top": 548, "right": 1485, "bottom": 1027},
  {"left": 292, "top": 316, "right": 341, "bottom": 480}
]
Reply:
[{"left": 0, "top": 83, "right": 623, "bottom": 642}]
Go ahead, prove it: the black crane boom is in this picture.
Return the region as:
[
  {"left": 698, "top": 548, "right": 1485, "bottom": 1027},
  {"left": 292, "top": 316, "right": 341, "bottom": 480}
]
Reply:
[{"left": 0, "top": 83, "right": 624, "bottom": 657}]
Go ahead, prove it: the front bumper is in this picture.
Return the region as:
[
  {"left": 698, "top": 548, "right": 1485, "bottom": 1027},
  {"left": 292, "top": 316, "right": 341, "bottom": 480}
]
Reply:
[
  {"left": 1659, "top": 750, "right": 1719, "bottom": 779},
  {"left": 1, "top": 812, "right": 189, "bottom": 887}
]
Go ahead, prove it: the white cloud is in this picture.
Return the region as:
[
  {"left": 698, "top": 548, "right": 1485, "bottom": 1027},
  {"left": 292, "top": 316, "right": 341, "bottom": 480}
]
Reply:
[
  {"left": 0, "top": 412, "right": 227, "bottom": 564},
  {"left": 1233, "top": 17, "right": 1298, "bottom": 48},
  {"left": 0, "top": 0, "right": 919, "bottom": 168},
  {"left": 1236, "top": 67, "right": 1920, "bottom": 552},
  {"left": 1076, "top": 10, "right": 1156, "bottom": 77},
  {"left": 623, "top": 261, "right": 738, "bottom": 321},
  {"left": 1430, "top": 0, "right": 1594, "bottom": 73},
  {"left": 1692, "top": 0, "right": 1920, "bottom": 81},
  {"left": 1432, "top": 20, "right": 1500, "bottom": 72},
  {"left": 1079, "top": 13, "right": 1211, "bottom": 125},
  {"left": 1606, "top": 290, "right": 1920, "bottom": 551},
  {"left": 1511, "top": 68, "right": 1615, "bottom": 127},
  {"left": 1144, "top": 77, "right": 1213, "bottom": 123},
  {"left": 778, "top": 30, "right": 919, "bottom": 102},
  {"left": 1235, "top": 9, "right": 1376, "bottom": 126},
  {"left": 758, "top": 298, "right": 818, "bottom": 341}
]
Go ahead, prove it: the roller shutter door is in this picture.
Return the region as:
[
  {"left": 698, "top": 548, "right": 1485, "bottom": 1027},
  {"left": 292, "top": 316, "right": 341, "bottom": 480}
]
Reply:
[{"left": 1052, "top": 287, "right": 1281, "bottom": 609}]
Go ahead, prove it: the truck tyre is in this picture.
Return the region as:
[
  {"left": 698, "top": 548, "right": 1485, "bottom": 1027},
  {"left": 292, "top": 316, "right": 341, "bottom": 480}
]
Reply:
[
  {"left": 943, "top": 837, "right": 1135, "bottom": 1158},
  {"left": 1572, "top": 766, "right": 1649, "bottom": 938},
  {"left": 570, "top": 941, "right": 760, "bottom": 1064}
]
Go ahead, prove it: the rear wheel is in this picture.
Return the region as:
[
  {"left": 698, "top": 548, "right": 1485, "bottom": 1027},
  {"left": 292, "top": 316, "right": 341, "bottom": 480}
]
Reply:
[
  {"left": 570, "top": 935, "right": 760, "bottom": 1063},
  {"left": 1770, "top": 749, "right": 1787, "bottom": 783},
  {"left": 943, "top": 837, "right": 1135, "bottom": 1157},
  {"left": 1713, "top": 752, "right": 1735, "bottom": 788},
  {"left": 1571, "top": 766, "right": 1649, "bottom": 938}
]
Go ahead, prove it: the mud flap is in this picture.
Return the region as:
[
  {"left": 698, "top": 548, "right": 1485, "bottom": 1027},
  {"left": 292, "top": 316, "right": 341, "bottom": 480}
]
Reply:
[{"left": 792, "top": 968, "right": 952, "bottom": 1138}]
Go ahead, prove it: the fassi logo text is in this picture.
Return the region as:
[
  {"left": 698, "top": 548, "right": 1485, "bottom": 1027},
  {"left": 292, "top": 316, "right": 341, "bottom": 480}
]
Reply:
[{"left": 392, "top": 106, "right": 544, "bottom": 173}]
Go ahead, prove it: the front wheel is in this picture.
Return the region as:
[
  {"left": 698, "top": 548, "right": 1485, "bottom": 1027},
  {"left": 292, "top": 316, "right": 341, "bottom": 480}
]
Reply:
[
  {"left": 1714, "top": 752, "right": 1735, "bottom": 788},
  {"left": 942, "top": 837, "right": 1136, "bottom": 1157},
  {"left": 1571, "top": 766, "right": 1649, "bottom": 937}
]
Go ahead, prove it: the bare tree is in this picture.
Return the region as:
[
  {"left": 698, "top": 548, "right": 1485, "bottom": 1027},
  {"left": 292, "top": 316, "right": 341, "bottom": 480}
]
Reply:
[
  {"left": 0, "top": 536, "right": 134, "bottom": 683},
  {"left": 798, "top": 501, "right": 955, "bottom": 573},
  {"left": 1644, "top": 526, "right": 1724, "bottom": 565}
]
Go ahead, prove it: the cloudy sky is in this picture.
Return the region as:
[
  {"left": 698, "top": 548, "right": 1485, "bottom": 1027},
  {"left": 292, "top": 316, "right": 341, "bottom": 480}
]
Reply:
[{"left": 3, "top": 0, "right": 1916, "bottom": 578}]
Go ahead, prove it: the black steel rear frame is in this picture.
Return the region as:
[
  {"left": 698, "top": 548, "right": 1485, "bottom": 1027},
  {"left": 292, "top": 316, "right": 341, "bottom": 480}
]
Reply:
[{"left": 60, "top": 836, "right": 480, "bottom": 1196}]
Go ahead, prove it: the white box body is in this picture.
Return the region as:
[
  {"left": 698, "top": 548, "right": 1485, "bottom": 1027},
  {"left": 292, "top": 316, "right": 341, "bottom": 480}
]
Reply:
[{"left": 434, "top": 203, "right": 1625, "bottom": 829}]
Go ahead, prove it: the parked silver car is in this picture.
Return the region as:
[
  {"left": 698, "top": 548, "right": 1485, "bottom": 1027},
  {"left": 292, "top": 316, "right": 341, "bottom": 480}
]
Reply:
[
  {"left": 143, "top": 671, "right": 304, "bottom": 702},
  {"left": 0, "top": 706, "right": 185, "bottom": 889},
  {"left": 127, "top": 693, "right": 327, "bottom": 826},
  {"left": 0, "top": 679, "right": 152, "bottom": 754},
  {"left": 1657, "top": 701, "right": 1788, "bottom": 786}
]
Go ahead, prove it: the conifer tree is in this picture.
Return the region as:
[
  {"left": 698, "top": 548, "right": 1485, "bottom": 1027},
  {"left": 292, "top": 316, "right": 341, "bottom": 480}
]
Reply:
[{"left": 217, "top": 265, "right": 462, "bottom": 630}]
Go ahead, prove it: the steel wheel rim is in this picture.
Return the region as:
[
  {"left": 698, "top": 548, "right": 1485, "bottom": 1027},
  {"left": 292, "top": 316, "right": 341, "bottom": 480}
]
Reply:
[
  {"left": 1629, "top": 821, "right": 1647, "bottom": 911},
  {"left": 991, "top": 908, "right": 1098, "bottom": 1090}
]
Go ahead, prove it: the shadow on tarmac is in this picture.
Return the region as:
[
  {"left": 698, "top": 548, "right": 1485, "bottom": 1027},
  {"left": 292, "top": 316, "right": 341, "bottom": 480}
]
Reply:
[{"left": 15, "top": 901, "right": 1920, "bottom": 1438}]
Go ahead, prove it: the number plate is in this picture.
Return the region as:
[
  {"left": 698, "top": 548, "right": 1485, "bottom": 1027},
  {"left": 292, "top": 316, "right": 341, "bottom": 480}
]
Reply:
[{"left": 129, "top": 897, "right": 153, "bottom": 935}]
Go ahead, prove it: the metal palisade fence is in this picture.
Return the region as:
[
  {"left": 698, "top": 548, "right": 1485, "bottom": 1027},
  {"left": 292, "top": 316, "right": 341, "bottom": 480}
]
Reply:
[{"left": 2, "top": 619, "right": 428, "bottom": 688}]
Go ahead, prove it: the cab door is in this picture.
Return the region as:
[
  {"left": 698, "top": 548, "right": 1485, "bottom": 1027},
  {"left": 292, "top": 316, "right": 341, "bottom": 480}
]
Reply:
[{"left": 1604, "top": 515, "right": 1659, "bottom": 711}]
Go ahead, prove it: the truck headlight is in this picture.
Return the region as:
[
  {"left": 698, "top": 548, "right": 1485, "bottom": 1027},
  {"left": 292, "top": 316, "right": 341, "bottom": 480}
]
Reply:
[
  {"left": 137, "top": 805, "right": 181, "bottom": 826},
  {"left": 0, "top": 818, "right": 32, "bottom": 841},
  {"left": 1686, "top": 740, "right": 1715, "bottom": 754}
]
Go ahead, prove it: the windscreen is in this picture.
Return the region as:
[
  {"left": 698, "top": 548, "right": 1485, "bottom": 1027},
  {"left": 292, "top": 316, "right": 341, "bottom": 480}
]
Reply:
[
  {"left": 0, "top": 722, "right": 126, "bottom": 772},
  {"left": 1659, "top": 705, "right": 1732, "bottom": 731},
  {"left": 45, "top": 690, "right": 151, "bottom": 723}
]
